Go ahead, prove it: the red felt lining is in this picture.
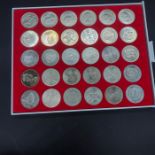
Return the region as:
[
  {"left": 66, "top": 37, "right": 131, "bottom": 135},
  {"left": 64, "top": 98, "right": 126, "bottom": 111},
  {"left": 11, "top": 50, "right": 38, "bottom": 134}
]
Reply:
[{"left": 12, "top": 4, "right": 154, "bottom": 114}]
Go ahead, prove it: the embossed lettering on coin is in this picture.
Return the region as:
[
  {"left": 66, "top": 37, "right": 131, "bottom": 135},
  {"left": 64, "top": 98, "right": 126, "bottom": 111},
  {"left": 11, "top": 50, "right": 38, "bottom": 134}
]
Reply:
[
  {"left": 21, "top": 69, "right": 39, "bottom": 87},
  {"left": 21, "top": 90, "right": 39, "bottom": 109}
]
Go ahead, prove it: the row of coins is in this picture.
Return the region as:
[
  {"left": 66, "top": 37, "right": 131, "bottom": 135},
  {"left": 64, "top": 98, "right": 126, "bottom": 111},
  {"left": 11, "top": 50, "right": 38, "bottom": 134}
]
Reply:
[
  {"left": 21, "top": 9, "right": 135, "bottom": 29},
  {"left": 21, "top": 46, "right": 139, "bottom": 67},
  {"left": 21, "top": 65, "right": 142, "bottom": 87},
  {"left": 20, "top": 27, "right": 138, "bottom": 48},
  {"left": 21, "top": 84, "right": 144, "bottom": 110}
]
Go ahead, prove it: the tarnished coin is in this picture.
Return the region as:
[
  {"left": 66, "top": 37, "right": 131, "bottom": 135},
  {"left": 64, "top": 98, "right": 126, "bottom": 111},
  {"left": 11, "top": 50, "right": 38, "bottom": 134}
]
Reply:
[
  {"left": 126, "top": 85, "right": 144, "bottom": 103},
  {"left": 118, "top": 9, "right": 135, "bottom": 25},
  {"left": 99, "top": 9, "right": 116, "bottom": 25},
  {"left": 42, "top": 88, "right": 61, "bottom": 108},
  {"left": 63, "top": 67, "right": 81, "bottom": 85},
  {"left": 83, "top": 67, "right": 101, "bottom": 84},
  {"left": 120, "top": 27, "right": 137, "bottom": 43},
  {"left": 122, "top": 45, "right": 139, "bottom": 62},
  {"left": 60, "top": 11, "right": 77, "bottom": 27},
  {"left": 20, "top": 30, "right": 39, "bottom": 48},
  {"left": 63, "top": 88, "right": 82, "bottom": 106},
  {"left": 80, "top": 10, "right": 97, "bottom": 26},
  {"left": 41, "top": 11, "right": 58, "bottom": 28},
  {"left": 105, "top": 85, "right": 123, "bottom": 105},
  {"left": 42, "top": 69, "right": 60, "bottom": 86},
  {"left": 62, "top": 48, "right": 80, "bottom": 65},
  {"left": 21, "top": 50, "right": 39, "bottom": 67},
  {"left": 21, "top": 90, "right": 39, "bottom": 109},
  {"left": 84, "top": 87, "right": 103, "bottom": 105},
  {"left": 41, "top": 30, "right": 59, "bottom": 47},
  {"left": 101, "top": 27, "right": 118, "bottom": 44},
  {"left": 61, "top": 29, "right": 79, "bottom": 46},
  {"left": 82, "top": 47, "right": 99, "bottom": 65},
  {"left": 21, "top": 12, "right": 38, "bottom": 28},
  {"left": 81, "top": 28, "right": 98, "bottom": 45},
  {"left": 124, "top": 65, "right": 142, "bottom": 82},
  {"left": 21, "top": 69, "right": 39, "bottom": 87},
  {"left": 42, "top": 49, "right": 59, "bottom": 66},
  {"left": 103, "top": 65, "right": 121, "bottom": 83},
  {"left": 102, "top": 46, "right": 120, "bottom": 63}
]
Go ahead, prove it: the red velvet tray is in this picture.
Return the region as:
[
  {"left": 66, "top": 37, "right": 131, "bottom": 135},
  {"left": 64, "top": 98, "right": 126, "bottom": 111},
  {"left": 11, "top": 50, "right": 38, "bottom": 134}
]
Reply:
[{"left": 11, "top": 2, "right": 154, "bottom": 115}]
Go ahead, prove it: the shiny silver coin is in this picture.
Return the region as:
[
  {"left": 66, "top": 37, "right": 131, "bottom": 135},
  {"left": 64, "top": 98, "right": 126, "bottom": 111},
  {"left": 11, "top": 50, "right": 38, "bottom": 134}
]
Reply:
[
  {"left": 124, "top": 65, "right": 142, "bottom": 82},
  {"left": 42, "top": 49, "right": 59, "bottom": 66},
  {"left": 80, "top": 10, "right": 97, "bottom": 26},
  {"left": 118, "top": 9, "right": 135, "bottom": 25},
  {"left": 99, "top": 9, "right": 116, "bottom": 25},
  {"left": 81, "top": 28, "right": 98, "bottom": 45},
  {"left": 63, "top": 68, "right": 81, "bottom": 85},
  {"left": 126, "top": 85, "right": 144, "bottom": 103},
  {"left": 63, "top": 88, "right": 82, "bottom": 106},
  {"left": 120, "top": 27, "right": 137, "bottom": 43},
  {"left": 42, "top": 88, "right": 61, "bottom": 108},
  {"left": 82, "top": 47, "right": 99, "bottom": 65},
  {"left": 20, "top": 30, "right": 39, "bottom": 48},
  {"left": 103, "top": 65, "right": 121, "bottom": 83},
  {"left": 84, "top": 87, "right": 103, "bottom": 105},
  {"left": 102, "top": 46, "right": 120, "bottom": 63},
  {"left": 41, "top": 11, "right": 58, "bottom": 27},
  {"left": 21, "top": 12, "right": 38, "bottom": 28},
  {"left": 61, "top": 29, "right": 79, "bottom": 46},
  {"left": 21, "top": 50, "right": 39, "bottom": 67},
  {"left": 101, "top": 27, "right": 118, "bottom": 44},
  {"left": 62, "top": 48, "right": 80, "bottom": 65},
  {"left": 60, "top": 11, "right": 77, "bottom": 27},
  {"left": 83, "top": 67, "right": 101, "bottom": 84},
  {"left": 42, "top": 69, "right": 60, "bottom": 86},
  {"left": 21, "top": 90, "right": 39, "bottom": 109},
  {"left": 122, "top": 45, "right": 139, "bottom": 62},
  {"left": 21, "top": 69, "right": 39, "bottom": 87},
  {"left": 105, "top": 85, "right": 123, "bottom": 105}
]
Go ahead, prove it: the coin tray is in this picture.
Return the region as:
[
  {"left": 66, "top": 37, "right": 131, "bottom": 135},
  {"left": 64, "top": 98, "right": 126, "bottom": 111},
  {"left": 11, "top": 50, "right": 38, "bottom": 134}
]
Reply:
[{"left": 11, "top": 2, "right": 155, "bottom": 115}]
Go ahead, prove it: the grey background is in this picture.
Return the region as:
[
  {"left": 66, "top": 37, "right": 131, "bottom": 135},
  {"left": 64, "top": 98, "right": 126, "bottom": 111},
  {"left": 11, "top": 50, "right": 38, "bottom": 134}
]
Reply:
[{"left": 0, "top": 0, "right": 155, "bottom": 154}]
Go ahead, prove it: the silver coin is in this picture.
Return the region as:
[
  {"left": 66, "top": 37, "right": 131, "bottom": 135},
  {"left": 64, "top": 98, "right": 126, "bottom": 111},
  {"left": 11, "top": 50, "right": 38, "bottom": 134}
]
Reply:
[
  {"left": 63, "top": 68, "right": 81, "bottom": 85},
  {"left": 81, "top": 28, "right": 98, "bottom": 45},
  {"left": 42, "top": 89, "right": 61, "bottom": 108},
  {"left": 42, "top": 69, "right": 60, "bottom": 86},
  {"left": 103, "top": 65, "right": 121, "bottom": 83},
  {"left": 102, "top": 46, "right": 120, "bottom": 63},
  {"left": 20, "top": 30, "right": 39, "bottom": 48},
  {"left": 118, "top": 9, "right": 135, "bottom": 25},
  {"left": 122, "top": 45, "right": 139, "bottom": 62},
  {"left": 21, "top": 69, "right": 39, "bottom": 87},
  {"left": 126, "top": 85, "right": 144, "bottom": 103},
  {"left": 82, "top": 47, "right": 99, "bottom": 65},
  {"left": 61, "top": 29, "right": 79, "bottom": 46},
  {"left": 80, "top": 10, "right": 97, "bottom": 26},
  {"left": 99, "top": 9, "right": 116, "bottom": 25},
  {"left": 41, "top": 11, "right": 58, "bottom": 27},
  {"left": 101, "top": 27, "right": 118, "bottom": 44},
  {"left": 60, "top": 11, "right": 77, "bottom": 27},
  {"left": 120, "top": 27, "right": 137, "bottom": 43},
  {"left": 21, "top": 50, "right": 39, "bottom": 67},
  {"left": 124, "top": 65, "right": 142, "bottom": 82},
  {"left": 105, "top": 85, "right": 123, "bottom": 105},
  {"left": 21, "top": 12, "right": 38, "bottom": 28},
  {"left": 42, "top": 49, "right": 59, "bottom": 66},
  {"left": 63, "top": 88, "right": 82, "bottom": 106},
  {"left": 21, "top": 90, "right": 39, "bottom": 109},
  {"left": 84, "top": 87, "right": 103, "bottom": 105},
  {"left": 62, "top": 48, "right": 80, "bottom": 65},
  {"left": 83, "top": 67, "right": 101, "bottom": 84}
]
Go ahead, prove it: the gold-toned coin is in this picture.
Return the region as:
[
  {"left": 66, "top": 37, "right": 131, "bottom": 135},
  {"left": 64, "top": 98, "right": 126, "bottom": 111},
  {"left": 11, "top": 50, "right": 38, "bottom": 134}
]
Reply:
[{"left": 41, "top": 30, "right": 59, "bottom": 47}]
